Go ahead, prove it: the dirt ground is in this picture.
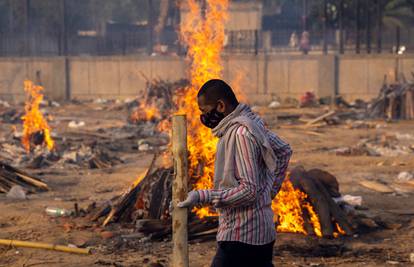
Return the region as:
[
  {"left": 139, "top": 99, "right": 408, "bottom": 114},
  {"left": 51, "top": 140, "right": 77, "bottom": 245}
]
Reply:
[{"left": 1, "top": 102, "right": 414, "bottom": 267}]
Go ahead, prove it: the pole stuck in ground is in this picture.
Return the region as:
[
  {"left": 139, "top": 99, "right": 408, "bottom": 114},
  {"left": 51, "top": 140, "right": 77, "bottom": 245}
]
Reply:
[{"left": 172, "top": 115, "right": 189, "bottom": 267}]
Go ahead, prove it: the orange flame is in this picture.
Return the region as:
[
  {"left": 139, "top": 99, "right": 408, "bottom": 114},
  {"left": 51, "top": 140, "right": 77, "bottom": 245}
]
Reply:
[
  {"left": 175, "top": 0, "right": 343, "bottom": 238},
  {"left": 178, "top": 0, "right": 229, "bottom": 218},
  {"left": 272, "top": 177, "right": 322, "bottom": 237},
  {"left": 130, "top": 101, "right": 161, "bottom": 122},
  {"left": 21, "top": 80, "right": 54, "bottom": 152}
]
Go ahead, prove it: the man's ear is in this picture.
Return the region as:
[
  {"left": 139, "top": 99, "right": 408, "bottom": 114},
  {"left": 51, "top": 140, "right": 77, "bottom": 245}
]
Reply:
[{"left": 216, "top": 100, "right": 226, "bottom": 113}]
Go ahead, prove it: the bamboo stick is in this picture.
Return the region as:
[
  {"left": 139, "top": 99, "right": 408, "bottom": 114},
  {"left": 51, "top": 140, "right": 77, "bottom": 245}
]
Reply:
[
  {"left": 16, "top": 173, "right": 48, "bottom": 191},
  {"left": 0, "top": 239, "right": 90, "bottom": 254},
  {"left": 172, "top": 115, "right": 189, "bottom": 267}
]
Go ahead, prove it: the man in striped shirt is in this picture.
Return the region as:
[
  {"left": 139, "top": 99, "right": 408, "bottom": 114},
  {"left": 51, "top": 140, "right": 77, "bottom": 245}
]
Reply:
[{"left": 178, "top": 79, "right": 292, "bottom": 267}]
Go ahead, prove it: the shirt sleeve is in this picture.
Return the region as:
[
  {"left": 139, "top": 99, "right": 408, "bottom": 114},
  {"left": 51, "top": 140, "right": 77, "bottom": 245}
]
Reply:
[
  {"left": 267, "top": 130, "right": 292, "bottom": 199},
  {"left": 196, "top": 126, "right": 260, "bottom": 208}
]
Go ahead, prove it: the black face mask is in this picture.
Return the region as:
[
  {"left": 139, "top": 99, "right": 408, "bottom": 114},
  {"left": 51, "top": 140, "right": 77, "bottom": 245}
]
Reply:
[{"left": 200, "top": 106, "right": 225, "bottom": 129}]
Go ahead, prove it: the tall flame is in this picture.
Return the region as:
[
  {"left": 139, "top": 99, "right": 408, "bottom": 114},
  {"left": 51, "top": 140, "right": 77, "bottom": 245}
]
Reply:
[
  {"left": 21, "top": 80, "right": 54, "bottom": 152},
  {"left": 179, "top": 0, "right": 228, "bottom": 218},
  {"left": 174, "top": 0, "right": 343, "bottom": 237}
]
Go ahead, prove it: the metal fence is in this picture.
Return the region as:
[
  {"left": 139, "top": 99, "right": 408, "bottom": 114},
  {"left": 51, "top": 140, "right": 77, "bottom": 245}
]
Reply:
[{"left": 0, "top": 0, "right": 413, "bottom": 57}]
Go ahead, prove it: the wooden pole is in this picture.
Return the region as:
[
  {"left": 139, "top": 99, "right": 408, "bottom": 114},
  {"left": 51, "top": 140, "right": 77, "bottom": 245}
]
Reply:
[
  {"left": 172, "top": 115, "right": 189, "bottom": 267},
  {"left": 0, "top": 239, "right": 90, "bottom": 254}
]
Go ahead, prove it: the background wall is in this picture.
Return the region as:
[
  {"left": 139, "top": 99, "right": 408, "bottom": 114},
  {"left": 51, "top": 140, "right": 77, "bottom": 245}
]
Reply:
[{"left": 0, "top": 54, "right": 413, "bottom": 104}]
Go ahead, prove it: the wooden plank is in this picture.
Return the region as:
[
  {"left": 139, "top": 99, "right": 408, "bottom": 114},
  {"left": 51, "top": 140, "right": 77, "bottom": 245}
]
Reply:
[
  {"left": 359, "top": 180, "right": 394, "bottom": 193},
  {"left": 305, "top": 110, "right": 336, "bottom": 127}
]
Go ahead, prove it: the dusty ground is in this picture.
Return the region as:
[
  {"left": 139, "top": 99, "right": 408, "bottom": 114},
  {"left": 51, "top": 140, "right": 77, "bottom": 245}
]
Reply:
[{"left": 0, "top": 102, "right": 414, "bottom": 267}]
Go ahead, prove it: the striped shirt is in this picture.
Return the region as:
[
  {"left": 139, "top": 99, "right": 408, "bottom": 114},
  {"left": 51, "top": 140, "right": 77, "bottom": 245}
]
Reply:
[{"left": 197, "top": 125, "right": 292, "bottom": 245}]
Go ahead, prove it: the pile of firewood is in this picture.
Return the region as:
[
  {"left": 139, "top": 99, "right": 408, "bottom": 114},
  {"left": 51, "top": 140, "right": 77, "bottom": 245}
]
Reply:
[
  {"left": 128, "top": 79, "right": 188, "bottom": 124},
  {"left": 90, "top": 152, "right": 355, "bottom": 240},
  {"left": 288, "top": 166, "right": 353, "bottom": 237},
  {"left": 0, "top": 161, "right": 49, "bottom": 193},
  {"left": 368, "top": 83, "right": 414, "bottom": 120}
]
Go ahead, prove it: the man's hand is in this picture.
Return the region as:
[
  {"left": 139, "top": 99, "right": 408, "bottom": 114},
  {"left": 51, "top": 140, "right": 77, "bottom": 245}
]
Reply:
[{"left": 177, "top": 191, "right": 199, "bottom": 208}]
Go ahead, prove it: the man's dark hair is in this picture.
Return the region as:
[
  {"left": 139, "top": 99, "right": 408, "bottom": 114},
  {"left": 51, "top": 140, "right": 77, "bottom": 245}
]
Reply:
[{"left": 197, "top": 79, "right": 239, "bottom": 106}]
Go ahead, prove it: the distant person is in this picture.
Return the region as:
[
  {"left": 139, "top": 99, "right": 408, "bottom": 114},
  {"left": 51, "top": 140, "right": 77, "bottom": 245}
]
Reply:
[
  {"left": 300, "top": 31, "right": 310, "bottom": 54},
  {"left": 177, "top": 79, "right": 292, "bottom": 267},
  {"left": 289, "top": 31, "right": 299, "bottom": 49}
]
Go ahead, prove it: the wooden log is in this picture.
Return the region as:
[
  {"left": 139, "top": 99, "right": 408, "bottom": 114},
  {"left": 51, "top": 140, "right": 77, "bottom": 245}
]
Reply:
[
  {"left": 290, "top": 166, "right": 353, "bottom": 237},
  {"left": 290, "top": 167, "right": 334, "bottom": 237},
  {"left": 405, "top": 88, "right": 414, "bottom": 119},
  {"left": 171, "top": 115, "right": 189, "bottom": 267},
  {"left": 306, "top": 169, "right": 340, "bottom": 198},
  {"left": 148, "top": 169, "right": 173, "bottom": 219},
  {"left": 387, "top": 94, "right": 397, "bottom": 120},
  {"left": 359, "top": 180, "right": 394, "bottom": 193},
  {"left": 305, "top": 110, "right": 336, "bottom": 127},
  {"left": 102, "top": 154, "right": 158, "bottom": 226},
  {"left": 0, "top": 162, "right": 49, "bottom": 191},
  {"left": 311, "top": 177, "right": 353, "bottom": 235},
  {"left": 15, "top": 172, "right": 49, "bottom": 191}
]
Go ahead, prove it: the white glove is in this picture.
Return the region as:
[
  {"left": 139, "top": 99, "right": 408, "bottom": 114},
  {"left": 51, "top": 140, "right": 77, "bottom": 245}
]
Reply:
[{"left": 177, "top": 191, "right": 199, "bottom": 208}]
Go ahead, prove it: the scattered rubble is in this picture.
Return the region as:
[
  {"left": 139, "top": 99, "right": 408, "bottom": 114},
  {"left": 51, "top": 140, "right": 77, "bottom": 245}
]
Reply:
[{"left": 334, "top": 133, "right": 414, "bottom": 157}]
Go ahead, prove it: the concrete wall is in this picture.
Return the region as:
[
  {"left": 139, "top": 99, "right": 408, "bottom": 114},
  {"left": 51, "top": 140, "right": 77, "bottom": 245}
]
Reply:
[
  {"left": 1, "top": 54, "right": 413, "bottom": 104},
  {"left": 69, "top": 56, "right": 186, "bottom": 100},
  {"left": 0, "top": 57, "right": 66, "bottom": 102},
  {"left": 338, "top": 55, "right": 398, "bottom": 101}
]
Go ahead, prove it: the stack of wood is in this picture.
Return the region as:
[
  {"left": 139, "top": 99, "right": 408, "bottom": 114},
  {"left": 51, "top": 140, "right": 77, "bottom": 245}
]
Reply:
[
  {"left": 128, "top": 79, "right": 188, "bottom": 124},
  {"left": 90, "top": 155, "right": 218, "bottom": 241},
  {"left": 368, "top": 83, "right": 414, "bottom": 120},
  {"left": 0, "top": 161, "right": 49, "bottom": 193},
  {"left": 288, "top": 166, "right": 353, "bottom": 238},
  {"left": 90, "top": 154, "right": 354, "bottom": 240}
]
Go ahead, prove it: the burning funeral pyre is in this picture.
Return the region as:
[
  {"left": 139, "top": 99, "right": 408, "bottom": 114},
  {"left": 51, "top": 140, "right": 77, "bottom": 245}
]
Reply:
[
  {"left": 21, "top": 80, "right": 55, "bottom": 153},
  {"left": 89, "top": 0, "right": 354, "bottom": 241}
]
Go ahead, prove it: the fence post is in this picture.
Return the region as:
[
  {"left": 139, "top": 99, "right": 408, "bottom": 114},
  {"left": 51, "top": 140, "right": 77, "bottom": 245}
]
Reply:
[
  {"left": 366, "top": 2, "right": 371, "bottom": 54},
  {"left": 376, "top": 0, "right": 382, "bottom": 53},
  {"left": 339, "top": 0, "right": 344, "bottom": 54},
  {"left": 322, "top": 0, "right": 328, "bottom": 54},
  {"left": 355, "top": 0, "right": 361, "bottom": 54}
]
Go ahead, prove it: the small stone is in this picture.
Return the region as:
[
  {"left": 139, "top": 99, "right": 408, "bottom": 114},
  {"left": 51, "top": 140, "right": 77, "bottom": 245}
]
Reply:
[
  {"left": 6, "top": 186, "right": 27, "bottom": 200},
  {"left": 397, "top": 172, "right": 413, "bottom": 182}
]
